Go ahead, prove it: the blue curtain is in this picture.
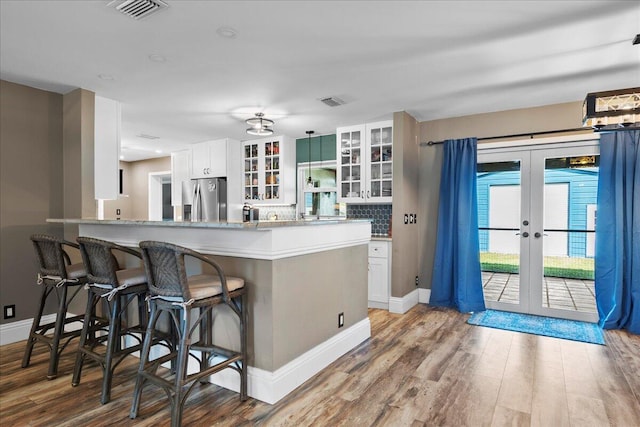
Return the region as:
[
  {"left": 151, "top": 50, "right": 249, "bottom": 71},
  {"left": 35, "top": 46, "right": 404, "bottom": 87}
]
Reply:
[
  {"left": 595, "top": 130, "right": 640, "bottom": 334},
  {"left": 429, "top": 138, "right": 486, "bottom": 313}
]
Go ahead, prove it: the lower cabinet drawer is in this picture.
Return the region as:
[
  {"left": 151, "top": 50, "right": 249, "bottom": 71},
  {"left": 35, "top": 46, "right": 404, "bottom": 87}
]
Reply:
[{"left": 369, "top": 241, "right": 389, "bottom": 258}]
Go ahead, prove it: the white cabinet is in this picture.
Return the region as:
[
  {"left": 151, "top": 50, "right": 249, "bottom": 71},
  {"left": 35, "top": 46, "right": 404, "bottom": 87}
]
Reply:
[
  {"left": 242, "top": 135, "right": 295, "bottom": 205},
  {"left": 171, "top": 150, "right": 191, "bottom": 207},
  {"left": 190, "top": 139, "right": 228, "bottom": 179},
  {"left": 337, "top": 120, "right": 393, "bottom": 203},
  {"left": 94, "top": 96, "right": 121, "bottom": 200},
  {"left": 368, "top": 240, "right": 391, "bottom": 309}
]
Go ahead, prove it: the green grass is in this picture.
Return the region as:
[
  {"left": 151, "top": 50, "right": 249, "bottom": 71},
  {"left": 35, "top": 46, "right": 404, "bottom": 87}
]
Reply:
[{"left": 480, "top": 252, "right": 595, "bottom": 280}]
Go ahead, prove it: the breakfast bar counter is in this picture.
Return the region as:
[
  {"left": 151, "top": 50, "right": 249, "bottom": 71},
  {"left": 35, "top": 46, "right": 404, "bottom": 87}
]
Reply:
[{"left": 48, "top": 218, "right": 372, "bottom": 404}]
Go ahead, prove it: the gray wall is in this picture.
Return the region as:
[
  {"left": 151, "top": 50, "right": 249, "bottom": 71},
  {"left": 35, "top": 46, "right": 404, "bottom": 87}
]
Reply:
[
  {"left": 213, "top": 244, "right": 369, "bottom": 371},
  {"left": 417, "top": 101, "right": 586, "bottom": 290},
  {"left": 0, "top": 80, "right": 64, "bottom": 324},
  {"left": 391, "top": 111, "right": 421, "bottom": 298}
]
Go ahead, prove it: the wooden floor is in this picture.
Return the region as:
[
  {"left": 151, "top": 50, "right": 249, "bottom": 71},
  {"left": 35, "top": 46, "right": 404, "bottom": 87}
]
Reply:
[{"left": 1, "top": 305, "right": 639, "bottom": 426}]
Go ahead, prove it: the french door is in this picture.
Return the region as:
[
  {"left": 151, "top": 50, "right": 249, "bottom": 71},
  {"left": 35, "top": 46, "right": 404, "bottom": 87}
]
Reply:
[{"left": 477, "top": 138, "right": 599, "bottom": 322}]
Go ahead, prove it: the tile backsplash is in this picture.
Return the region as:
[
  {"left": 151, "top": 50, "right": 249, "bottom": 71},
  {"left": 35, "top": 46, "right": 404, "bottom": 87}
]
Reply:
[
  {"left": 258, "top": 205, "right": 297, "bottom": 221},
  {"left": 347, "top": 204, "right": 392, "bottom": 235}
]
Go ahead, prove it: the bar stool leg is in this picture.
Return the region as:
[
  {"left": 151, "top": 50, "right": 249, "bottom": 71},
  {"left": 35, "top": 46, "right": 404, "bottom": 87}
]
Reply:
[
  {"left": 130, "top": 301, "right": 160, "bottom": 420},
  {"left": 72, "top": 289, "right": 99, "bottom": 387},
  {"left": 100, "top": 295, "right": 122, "bottom": 404},
  {"left": 171, "top": 307, "right": 191, "bottom": 427},
  {"left": 22, "top": 285, "right": 50, "bottom": 369},
  {"left": 47, "top": 285, "right": 69, "bottom": 379},
  {"left": 198, "top": 306, "right": 213, "bottom": 384}
]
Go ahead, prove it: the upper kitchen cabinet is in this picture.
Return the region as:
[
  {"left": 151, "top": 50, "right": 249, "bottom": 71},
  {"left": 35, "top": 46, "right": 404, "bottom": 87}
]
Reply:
[
  {"left": 94, "top": 96, "right": 121, "bottom": 200},
  {"left": 242, "top": 135, "right": 295, "bottom": 205},
  {"left": 337, "top": 120, "right": 393, "bottom": 203},
  {"left": 190, "top": 139, "right": 228, "bottom": 179}
]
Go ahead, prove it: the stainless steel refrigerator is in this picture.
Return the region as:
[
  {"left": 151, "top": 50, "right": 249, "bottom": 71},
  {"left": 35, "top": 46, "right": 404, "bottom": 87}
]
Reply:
[{"left": 182, "top": 177, "right": 227, "bottom": 222}]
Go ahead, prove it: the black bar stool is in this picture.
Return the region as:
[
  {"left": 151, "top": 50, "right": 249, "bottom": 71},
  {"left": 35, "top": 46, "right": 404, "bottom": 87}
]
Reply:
[
  {"left": 130, "top": 241, "right": 248, "bottom": 427},
  {"left": 72, "top": 237, "right": 152, "bottom": 404},
  {"left": 22, "top": 234, "right": 88, "bottom": 379}
]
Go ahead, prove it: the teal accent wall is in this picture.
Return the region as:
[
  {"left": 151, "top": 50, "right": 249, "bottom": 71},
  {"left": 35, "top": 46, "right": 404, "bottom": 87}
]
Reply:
[{"left": 296, "top": 134, "right": 336, "bottom": 164}]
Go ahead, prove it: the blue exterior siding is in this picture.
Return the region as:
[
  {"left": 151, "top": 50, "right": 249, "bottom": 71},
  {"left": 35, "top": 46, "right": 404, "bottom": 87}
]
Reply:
[{"left": 477, "top": 168, "right": 597, "bottom": 257}]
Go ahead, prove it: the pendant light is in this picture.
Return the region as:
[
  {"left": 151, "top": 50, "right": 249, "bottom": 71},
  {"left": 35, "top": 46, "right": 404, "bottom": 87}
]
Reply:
[
  {"left": 306, "top": 130, "right": 314, "bottom": 187},
  {"left": 246, "top": 113, "right": 274, "bottom": 136}
]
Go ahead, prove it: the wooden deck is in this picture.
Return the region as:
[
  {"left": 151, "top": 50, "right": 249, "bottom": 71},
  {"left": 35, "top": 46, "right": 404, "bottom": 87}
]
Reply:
[{"left": 482, "top": 272, "right": 597, "bottom": 313}]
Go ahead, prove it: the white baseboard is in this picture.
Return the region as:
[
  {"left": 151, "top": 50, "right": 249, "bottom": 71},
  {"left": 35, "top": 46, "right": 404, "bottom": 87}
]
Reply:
[
  {"left": 367, "top": 300, "right": 389, "bottom": 310},
  {"left": 389, "top": 289, "right": 419, "bottom": 314},
  {"left": 0, "top": 313, "right": 84, "bottom": 346},
  {"left": 0, "top": 314, "right": 52, "bottom": 346},
  {"left": 208, "top": 317, "right": 371, "bottom": 404},
  {"left": 418, "top": 288, "right": 431, "bottom": 304}
]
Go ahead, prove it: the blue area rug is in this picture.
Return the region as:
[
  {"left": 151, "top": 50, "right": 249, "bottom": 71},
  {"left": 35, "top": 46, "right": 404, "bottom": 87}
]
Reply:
[{"left": 467, "top": 310, "right": 605, "bottom": 345}]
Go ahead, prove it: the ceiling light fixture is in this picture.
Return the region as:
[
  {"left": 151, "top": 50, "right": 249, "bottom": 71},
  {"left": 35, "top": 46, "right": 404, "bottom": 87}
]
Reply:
[
  {"left": 216, "top": 26, "right": 238, "bottom": 39},
  {"left": 246, "top": 112, "right": 274, "bottom": 136},
  {"left": 148, "top": 54, "right": 166, "bottom": 62},
  {"left": 582, "top": 87, "right": 640, "bottom": 129}
]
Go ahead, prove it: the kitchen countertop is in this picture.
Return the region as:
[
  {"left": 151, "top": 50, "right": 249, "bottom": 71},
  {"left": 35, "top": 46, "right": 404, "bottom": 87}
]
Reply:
[
  {"left": 47, "top": 218, "right": 370, "bottom": 229},
  {"left": 371, "top": 235, "right": 392, "bottom": 241}
]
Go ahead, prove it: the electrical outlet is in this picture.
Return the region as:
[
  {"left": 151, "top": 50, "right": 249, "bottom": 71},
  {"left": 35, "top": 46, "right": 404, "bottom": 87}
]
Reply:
[
  {"left": 4, "top": 304, "right": 15, "bottom": 319},
  {"left": 404, "top": 214, "right": 408, "bottom": 224},
  {"left": 338, "top": 312, "right": 344, "bottom": 328},
  {"left": 409, "top": 214, "right": 415, "bottom": 224},
  {"left": 116, "top": 208, "right": 121, "bottom": 215},
  {"left": 415, "top": 276, "right": 419, "bottom": 287}
]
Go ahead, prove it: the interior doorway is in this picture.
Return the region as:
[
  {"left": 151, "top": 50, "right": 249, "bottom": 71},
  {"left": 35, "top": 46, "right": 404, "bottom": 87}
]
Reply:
[
  {"left": 477, "top": 137, "right": 599, "bottom": 322},
  {"left": 148, "top": 171, "right": 172, "bottom": 221}
]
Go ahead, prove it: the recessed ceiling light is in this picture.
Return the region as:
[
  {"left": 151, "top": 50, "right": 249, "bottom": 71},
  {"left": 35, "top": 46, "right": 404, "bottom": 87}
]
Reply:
[
  {"left": 119, "top": 155, "right": 124, "bottom": 160},
  {"left": 155, "top": 149, "right": 163, "bottom": 154},
  {"left": 216, "top": 26, "right": 237, "bottom": 39},
  {"left": 148, "top": 54, "right": 167, "bottom": 62},
  {"left": 98, "top": 74, "right": 115, "bottom": 80}
]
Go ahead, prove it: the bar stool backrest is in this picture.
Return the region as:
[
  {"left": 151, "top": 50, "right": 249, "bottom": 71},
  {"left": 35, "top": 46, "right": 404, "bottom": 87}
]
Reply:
[
  {"left": 139, "top": 241, "right": 191, "bottom": 299},
  {"left": 31, "top": 234, "right": 72, "bottom": 278},
  {"left": 77, "top": 237, "right": 122, "bottom": 285}
]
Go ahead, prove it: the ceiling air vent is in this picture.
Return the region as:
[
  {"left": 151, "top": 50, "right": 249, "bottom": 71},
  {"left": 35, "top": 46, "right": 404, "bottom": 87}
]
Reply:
[
  {"left": 320, "top": 96, "right": 346, "bottom": 107},
  {"left": 137, "top": 133, "right": 160, "bottom": 140},
  {"left": 109, "top": 0, "right": 169, "bottom": 20}
]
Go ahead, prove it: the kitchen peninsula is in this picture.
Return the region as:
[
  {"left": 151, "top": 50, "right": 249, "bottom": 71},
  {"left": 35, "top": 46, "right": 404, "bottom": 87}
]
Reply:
[{"left": 48, "top": 218, "right": 372, "bottom": 404}]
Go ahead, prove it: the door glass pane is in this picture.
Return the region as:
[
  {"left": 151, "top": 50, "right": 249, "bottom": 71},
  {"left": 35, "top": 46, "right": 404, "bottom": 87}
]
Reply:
[
  {"left": 542, "top": 155, "right": 598, "bottom": 314},
  {"left": 477, "top": 160, "right": 521, "bottom": 306}
]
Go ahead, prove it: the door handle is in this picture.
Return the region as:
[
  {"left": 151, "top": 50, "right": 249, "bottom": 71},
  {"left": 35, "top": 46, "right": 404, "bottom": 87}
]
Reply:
[
  {"left": 516, "top": 231, "right": 529, "bottom": 237},
  {"left": 534, "top": 232, "right": 541, "bottom": 238}
]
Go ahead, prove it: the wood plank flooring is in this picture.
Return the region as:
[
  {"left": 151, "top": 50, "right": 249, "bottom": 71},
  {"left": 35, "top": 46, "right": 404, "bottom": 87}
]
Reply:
[{"left": 1, "top": 305, "right": 639, "bottom": 426}]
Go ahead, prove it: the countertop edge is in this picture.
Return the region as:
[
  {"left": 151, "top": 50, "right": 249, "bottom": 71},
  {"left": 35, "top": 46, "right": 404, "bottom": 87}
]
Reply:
[{"left": 47, "top": 218, "right": 371, "bottom": 230}]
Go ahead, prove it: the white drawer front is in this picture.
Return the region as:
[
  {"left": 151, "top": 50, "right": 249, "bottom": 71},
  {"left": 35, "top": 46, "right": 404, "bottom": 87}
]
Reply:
[{"left": 368, "top": 241, "right": 389, "bottom": 258}]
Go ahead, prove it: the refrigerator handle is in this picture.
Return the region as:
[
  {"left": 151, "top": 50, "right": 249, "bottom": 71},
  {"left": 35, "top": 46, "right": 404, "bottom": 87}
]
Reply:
[{"left": 192, "top": 182, "right": 200, "bottom": 222}]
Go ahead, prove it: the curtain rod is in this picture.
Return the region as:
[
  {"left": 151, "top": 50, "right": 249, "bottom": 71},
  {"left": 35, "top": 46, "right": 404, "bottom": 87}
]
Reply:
[{"left": 420, "top": 126, "right": 639, "bottom": 146}]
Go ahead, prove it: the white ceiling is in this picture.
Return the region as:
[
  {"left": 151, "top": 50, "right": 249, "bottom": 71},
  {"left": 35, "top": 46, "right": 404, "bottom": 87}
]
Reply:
[{"left": 1, "top": 1, "right": 638, "bottom": 161}]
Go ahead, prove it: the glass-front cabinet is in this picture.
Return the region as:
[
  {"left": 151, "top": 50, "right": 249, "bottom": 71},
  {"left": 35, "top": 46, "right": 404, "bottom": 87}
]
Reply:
[
  {"left": 367, "top": 122, "right": 393, "bottom": 201},
  {"left": 337, "top": 120, "right": 392, "bottom": 203},
  {"left": 337, "top": 125, "right": 364, "bottom": 203},
  {"left": 242, "top": 136, "right": 295, "bottom": 205}
]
